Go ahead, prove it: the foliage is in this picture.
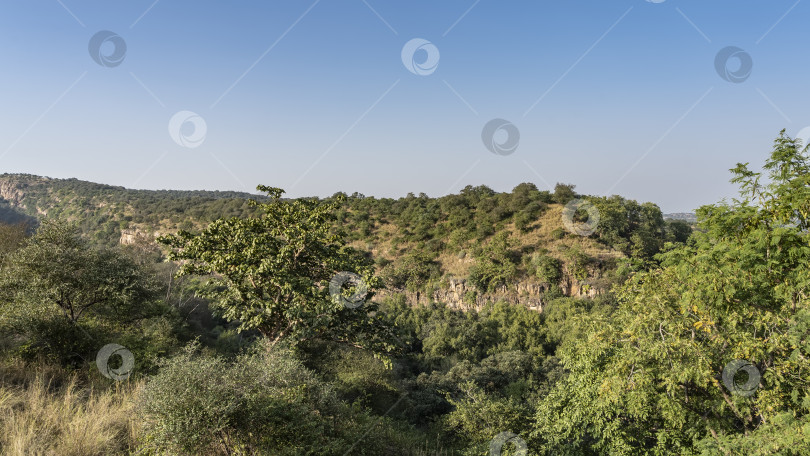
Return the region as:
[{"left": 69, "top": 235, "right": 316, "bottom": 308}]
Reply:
[
  {"left": 0, "top": 220, "right": 158, "bottom": 325},
  {"left": 445, "top": 381, "right": 533, "bottom": 455},
  {"left": 159, "top": 186, "right": 399, "bottom": 359},
  {"left": 552, "top": 183, "right": 577, "bottom": 205},
  {"left": 532, "top": 131, "right": 810, "bottom": 455},
  {"left": 468, "top": 232, "right": 519, "bottom": 293},
  {"left": 588, "top": 195, "right": 668, "bottom": 261},
  {"left": 138, "top": 340, "right": 418, "bottom": 455},
  {"left": 0, "top": 222, "right": 28, "bottom": 265},
  {"left": 381, "top": 249, "right": 442, "bottom": 292},
  {"left": 531, "top": 253, "right": 562, "bottom": 285},
  {"left": 559, "top": 245, "right": 592, "bottom": 282},
  {"left": 665, "top": 219, "right": 692, "bottom": 244},
  {"left": 0, "top": 220, "right": 167, "bottom": 367},
  {"left": 11, "top": 130, "right": 801, "bottom": 456}
]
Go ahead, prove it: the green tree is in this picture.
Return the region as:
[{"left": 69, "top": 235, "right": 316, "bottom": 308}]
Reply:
[
  {"left": 468, "top": 232, "right": 519, "bottom": 293},
  {"left": 532, "top": 131, "right": 810, "bottom": 455},
  {"left": 532, "top": 254, "right": 562, "bottom": 285},
  {"left": 665, "top": 219, "right": 692, "bottom": 244},
  {"left": 0, "top": 222, "right": 28, "bottom": 265},
  {"left": 380, "top": 249, "right": 441, "bottom": 292},
  {"left": 510, "top": 182, "right": 539, "bottom": 212},
  {"left": 588, "top": 196, "right": 667, "bottom": 260},
  {"left": 445, "top": 381, "right": 533, "bottom": 454},
  {"left": 158, "top": 186, "right": 397, "bottom": 355},
  {"left": 552, "top": 183, "right": 577, "bottom": 205},
  {"left": 0, "top": 220, "right": 157, "bottom": 325},
  {"left": 513, "top": 210, "right": 533, "bottom": 233},
  {"left": 0, "top": 220, "right": 162, "bottom": 366}
]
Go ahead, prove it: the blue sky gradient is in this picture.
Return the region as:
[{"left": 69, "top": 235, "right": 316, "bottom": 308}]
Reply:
[{"left": 1, "top": 0, "right": 808, "bottom": 212}]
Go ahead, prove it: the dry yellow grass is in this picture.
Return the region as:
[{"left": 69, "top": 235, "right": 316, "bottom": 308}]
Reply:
[{"left": 0, "top": 364, "right": 140, "bottom": 456}]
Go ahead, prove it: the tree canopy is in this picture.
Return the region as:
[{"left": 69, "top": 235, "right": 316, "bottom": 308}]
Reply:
[
  {"left": 532, "top": 130, "right": 810, "bottom": 455},
  {"left": 0, "top": 220, "right": 157, "bottom": 325},
  {"left": 158, "top": 186, "right": 398, "bottom": 356}
]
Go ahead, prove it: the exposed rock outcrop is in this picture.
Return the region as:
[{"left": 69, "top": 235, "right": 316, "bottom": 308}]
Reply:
[
  {"left": 377, "top": 269, "right": 604, "bottom": 313},
  {"left": 0, "top": 179, "right": 26, "bottom": 208},
  {"left": 120, "top": 229, "right": 156, "bottom": 245}
]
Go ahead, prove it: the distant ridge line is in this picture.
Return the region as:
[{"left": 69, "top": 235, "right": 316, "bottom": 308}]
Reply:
[{"left": 663, "top": 212, "right": 697, "bottom": 223}]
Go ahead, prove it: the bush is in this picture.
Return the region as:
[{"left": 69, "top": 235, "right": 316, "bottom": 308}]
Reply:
[
  {"left": 666, "top": 219, "right": 692, "bottom": 243},
  {"left": 552, "top": 183, "right": 577, "bottom": 205},
  {"left": 550, "top": 227, "right": 566, "bottom": 240},
  {"left": 561, "top": 245, "right": 591, "bottom": 281},
  {"left": 468, "top": 233, "right": 518, "bottom": 293},
  {"left": 513, "top": 210, "right": 533, "bottom": 232},
  {"left": 380, "top": 250, "right": 442, "bottom": 292},
  {"left": 533, "top": 254, "right": 562, "bottom": 285},
  {"left": 138, "top": 342, "right": 328, "bottom": 454},
  {"left": 138, "top": 341, "right": 414, "bottom": 455}
]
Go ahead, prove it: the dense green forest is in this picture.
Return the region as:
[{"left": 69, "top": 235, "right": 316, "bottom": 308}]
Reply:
[{"left": 0, "top": 132, "right": 808, "bottom": 455}]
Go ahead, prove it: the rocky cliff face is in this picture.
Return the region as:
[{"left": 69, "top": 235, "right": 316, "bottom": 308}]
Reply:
[
  {"left": 119, "top": 229, "right": 157, "bottom": 245},
  {"left": 0, "top": 179, "right": 27, "bottom": 208},
  {"left": 376, "top": 264, "right": 604, "bottom": 313}
]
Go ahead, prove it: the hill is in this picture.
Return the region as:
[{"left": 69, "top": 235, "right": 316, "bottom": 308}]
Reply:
[
  {"left": 663, "top": 212, "right": 698, "bottom": 223},
  {"left": 4, "top": 131, "right": 806, "bottom": 455},
  {"left": 0, "top": 174, "right": 691, "bottom": 310},
  {"left": 0, "top": 173, "right": 267, "bottom": 246}
]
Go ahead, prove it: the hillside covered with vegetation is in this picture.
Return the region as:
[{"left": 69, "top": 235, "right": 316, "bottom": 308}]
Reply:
[
  {"left": 0, "top": 172, "right": 691, "bottom": 307},
  {"left": 0, "top": 132, "right": 808, "bottom": 455}
]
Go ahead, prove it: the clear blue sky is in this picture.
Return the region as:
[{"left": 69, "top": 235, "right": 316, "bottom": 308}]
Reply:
[{"left": 1, "top": 0, "right": 808, "bottom": 213}]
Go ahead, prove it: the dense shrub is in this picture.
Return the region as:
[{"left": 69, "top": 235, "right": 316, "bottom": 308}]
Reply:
[
  {"left": 138, "top": 341, "right": 415, "bottom": 455},
  {"left": 468, "top": 233, "right": 519, "bottom": 293},
  {"left": 532, "top": 254, "right": 562, "bottom": 285}
]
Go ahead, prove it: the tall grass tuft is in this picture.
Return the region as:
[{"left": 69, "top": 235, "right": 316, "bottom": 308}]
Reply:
[{"left": 0, "top": 361, "right": 139, "bottom": 455}]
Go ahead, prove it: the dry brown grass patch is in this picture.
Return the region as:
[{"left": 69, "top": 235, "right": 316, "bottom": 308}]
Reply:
[{"left": 0, "top": 363, "right": 140, "bottom": 456}]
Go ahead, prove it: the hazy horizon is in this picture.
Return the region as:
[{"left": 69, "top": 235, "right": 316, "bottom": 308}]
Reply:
[{"left": 2, "top": 1, "right": 809, "bottom": 213}]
